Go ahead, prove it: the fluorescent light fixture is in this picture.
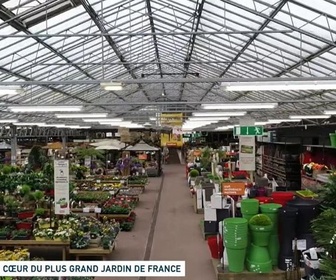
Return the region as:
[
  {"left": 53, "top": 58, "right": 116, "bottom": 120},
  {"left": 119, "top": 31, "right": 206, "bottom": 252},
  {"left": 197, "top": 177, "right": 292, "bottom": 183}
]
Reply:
[
  {"left": 192, "top": 111, "right": 246, "bottom": 117},
  {"left": 324, "top": 110, "right": 336, "bottom": 115},
  {"left": 0, "top": 87, "right": 22, "bottom": 96},
  {"left": 201, "top": 103, "right": 277, "bottom": 110},
  {"left": 149, "top": 117, "right": 156, "bottom": 121},
  {"left": 215, "top": 127, "right": 230, "bottom": 131},
  {"left": 289, "top": 115, "right": 331, "bottom": 119},
  {"left": 83, "top": 118, "right": 123, "bottom": 122},
  {"left": 188, "top": 117, "right": 229, "bottom": 121},
  {"left": 0, "top": 119, "right": 18, "bottom": 123},
  {"left": 221, "top": 80, "right": 336, "bottom": 91},
  {"left": 15, "top": 122, "right": 46, "bottom": 126},
  {"left": 101, "top": 82, "right": 123, "bottom": 91},
  {"left": 39, "top": 124, "right": 66, "bottom": 128},
  {"left": 268, "top": 119, "right": 300, "bottom": 124},
  {"left": 255, "top": 121, "right": 268, "bottom": 125},
  {"left": 56, "top": 113, "right": 108, "bottom": 118},
  {"left": 9, "top": 106, "right": 82, "bottom": 112},
  {"left": 64, "top": 125, "right": 91, "bottom": 129}
]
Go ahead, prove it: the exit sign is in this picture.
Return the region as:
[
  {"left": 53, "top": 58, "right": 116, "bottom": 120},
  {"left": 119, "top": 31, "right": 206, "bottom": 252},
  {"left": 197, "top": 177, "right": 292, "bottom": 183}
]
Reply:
[{"left": 234, "top": 126, "right": 264, "bottom": 136}]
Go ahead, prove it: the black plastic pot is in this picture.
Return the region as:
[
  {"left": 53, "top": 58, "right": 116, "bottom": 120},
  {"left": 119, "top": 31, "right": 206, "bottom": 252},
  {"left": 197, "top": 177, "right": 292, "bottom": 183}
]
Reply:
[
  {"left": 278, "top": 206, "right": 298, "bottom": 270},
  {"left": 286, "top": 197, "right": 320, "bottom": 236}
]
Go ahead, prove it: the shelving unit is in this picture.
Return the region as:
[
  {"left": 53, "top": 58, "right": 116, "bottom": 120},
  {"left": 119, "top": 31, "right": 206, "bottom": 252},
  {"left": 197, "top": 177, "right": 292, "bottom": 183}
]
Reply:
[{"left": 256, "top": 141, "right": 301, "bottom": 190}]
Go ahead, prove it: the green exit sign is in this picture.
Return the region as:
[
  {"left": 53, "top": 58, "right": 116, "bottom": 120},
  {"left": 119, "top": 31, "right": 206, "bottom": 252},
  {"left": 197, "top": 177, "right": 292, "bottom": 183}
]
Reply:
[{"left": 234, "top": 126, "right": 264, "bottom": 136}]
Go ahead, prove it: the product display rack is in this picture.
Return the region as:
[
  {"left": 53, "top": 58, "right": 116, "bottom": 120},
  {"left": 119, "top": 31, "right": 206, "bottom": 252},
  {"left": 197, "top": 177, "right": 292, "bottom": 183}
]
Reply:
[{"left": 257, "top": 141, "right": 301, "bottom": 190}]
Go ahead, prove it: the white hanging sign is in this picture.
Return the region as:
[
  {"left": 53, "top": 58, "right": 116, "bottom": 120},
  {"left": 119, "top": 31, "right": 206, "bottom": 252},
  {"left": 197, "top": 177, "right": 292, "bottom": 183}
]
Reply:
[{"left": 54, "top": 159, "right": 70, "bottom": 215}]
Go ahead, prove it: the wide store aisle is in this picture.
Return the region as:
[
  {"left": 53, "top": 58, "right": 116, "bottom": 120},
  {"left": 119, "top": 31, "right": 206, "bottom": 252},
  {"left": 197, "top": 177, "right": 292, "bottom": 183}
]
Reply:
[
  {"left": 97, "top": 164, "right": 215, "bottom": 280},
  {"left": 149, "top": 164, "right": 215, "bottom": 280}
]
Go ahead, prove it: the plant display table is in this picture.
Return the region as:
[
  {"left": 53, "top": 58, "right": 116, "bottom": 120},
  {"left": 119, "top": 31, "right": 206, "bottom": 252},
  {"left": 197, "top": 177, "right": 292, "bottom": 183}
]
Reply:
[
  {"left": 69, "top": 241, "right": 115, "bottom": 260},
  {"left": 0, "top": 240, "right": 70, "bottom": 260}
]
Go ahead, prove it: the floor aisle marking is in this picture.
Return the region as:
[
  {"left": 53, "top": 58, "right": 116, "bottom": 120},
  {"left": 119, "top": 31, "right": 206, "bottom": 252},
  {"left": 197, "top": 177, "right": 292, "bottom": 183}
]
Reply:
[{"left": 139, "top": 172, "right": 165, "bottom": 280}]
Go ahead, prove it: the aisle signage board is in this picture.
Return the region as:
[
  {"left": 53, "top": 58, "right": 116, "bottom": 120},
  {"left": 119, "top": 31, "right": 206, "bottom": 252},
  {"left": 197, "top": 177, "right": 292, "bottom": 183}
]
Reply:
[
  {"left": 222, "top": 182, "right": 246, "bottom": 196},
  {"left": 54, "top": 159, "right": 70, "bottom": 215},
  {"left": 234, "top": 126, "right": 263, "bottom": 136},
  {"left": 239, "top": 136, "right": 256, "bottom": 171}
]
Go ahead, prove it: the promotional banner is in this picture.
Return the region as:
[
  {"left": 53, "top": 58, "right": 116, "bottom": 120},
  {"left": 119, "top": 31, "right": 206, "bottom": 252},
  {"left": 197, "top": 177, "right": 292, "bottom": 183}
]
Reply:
[
  {"left": 160, "top": 113, "right": 183, "bottom": 147},
  {"left": 54, "top": 160, "right": 70, "bottom": 215},
  {"left": 239, "top": 136, "right": 256, "bottom": 171}
]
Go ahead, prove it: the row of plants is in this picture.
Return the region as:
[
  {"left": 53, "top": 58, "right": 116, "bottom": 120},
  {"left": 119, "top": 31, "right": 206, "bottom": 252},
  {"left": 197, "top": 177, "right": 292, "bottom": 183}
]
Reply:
[{"left": 74, "top": 181, "right": 123, "bottom": 191}]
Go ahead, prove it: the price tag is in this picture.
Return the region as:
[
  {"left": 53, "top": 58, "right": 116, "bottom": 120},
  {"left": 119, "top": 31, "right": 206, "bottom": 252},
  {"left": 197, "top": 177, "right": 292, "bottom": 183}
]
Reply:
[
  {"left": 190, "top": 181, "right": 195, "bottom": 186},
  {"left": 292, "top": 239, "right": 307, "bottom": 250},
  {"left": 83, "top": 208, "right": 90, "bottom": 213},
  {"left": 121, "top": 180, "right": 125, "bottom": 184},
  {"left": 109, "top": 191, "right": 115, "bottom": 195},
  {"left": 96, "top": 180, "right": 101, "bottom": 183},
  {"left": 94, "top": 208, "right": 101, "bottom": 213}
]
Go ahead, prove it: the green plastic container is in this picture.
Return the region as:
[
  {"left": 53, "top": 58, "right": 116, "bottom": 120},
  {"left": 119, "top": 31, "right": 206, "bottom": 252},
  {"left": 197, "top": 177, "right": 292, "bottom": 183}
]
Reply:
[
  {"left": 268, "top": 234, "right": 280, "bottom": 266},
  {"left": 330, "top": 133, "right": 336, "bottom": 147},
  {"left": 246, "top": 259, "right": 272, "bottom": 273},
  {"left": 242, "top": 213, "right": 255, "bottom": 222},
  {"left": 241, "top": 199, "right": 260, "bottom": 214},
  {"left": 260, "top": 203, "right": 282, "bottom": 233},
  {"left": 247, "top": 243, "right": 270, "bottom": 263},
  {"left": 223, "top": 218, "right": 248, "bottom": 249},
  {"left": 226, "top": 247, "right": 246, "bottom": 272},
  {"left": 249, "top": 224, "right": 273, "bottom": 247}
]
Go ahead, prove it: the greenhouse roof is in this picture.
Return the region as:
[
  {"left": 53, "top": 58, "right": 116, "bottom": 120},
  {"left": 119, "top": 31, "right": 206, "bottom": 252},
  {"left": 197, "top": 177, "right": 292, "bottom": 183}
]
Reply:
[{"left": 0, "top": 0, "right": 336, "bottom": 130}]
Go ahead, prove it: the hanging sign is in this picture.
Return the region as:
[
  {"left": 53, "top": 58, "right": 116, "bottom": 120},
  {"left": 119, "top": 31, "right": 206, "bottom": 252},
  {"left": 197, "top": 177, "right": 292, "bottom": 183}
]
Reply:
[
  {"left": 54, "top": 159, "right": 70, "bottom": 215},
  {"left": 222, "top": 182, "right": 246, "bottom": 196},
  {"left": 239, "top": 136, "right": 256, "bottom": 171}
]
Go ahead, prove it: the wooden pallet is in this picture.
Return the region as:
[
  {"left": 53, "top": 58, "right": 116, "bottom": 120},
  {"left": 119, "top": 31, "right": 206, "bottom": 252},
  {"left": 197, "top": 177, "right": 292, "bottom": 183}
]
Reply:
[{"left": 212, "top": 259, "right": 304, "bottom": 280}]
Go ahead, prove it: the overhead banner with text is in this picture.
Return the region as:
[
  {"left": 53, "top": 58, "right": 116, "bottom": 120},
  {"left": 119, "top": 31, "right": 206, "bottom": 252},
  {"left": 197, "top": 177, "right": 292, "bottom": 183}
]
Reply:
[
  {"left": 239, "top": 136, "right": 256, "bottom": 171},
  {"left": 54, "top": 159, "right": 70, "bottom": 215},
  {"left": 160, "top": 113, "right": 183, "bottom": 147}
]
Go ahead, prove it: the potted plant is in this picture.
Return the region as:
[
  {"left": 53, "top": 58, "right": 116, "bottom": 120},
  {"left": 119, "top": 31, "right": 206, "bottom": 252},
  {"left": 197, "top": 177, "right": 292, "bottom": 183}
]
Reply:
[
  {"left": 11, "top": 229, "right": 30, "bottom": 240},
  {"left": 101, "top": 236, "right": 113, "bottom": 250},
  {"left": 54, "top": 228, "right": 75, "bottom": 242},
  {"left": 249, "top": 214, "right": 273, "bottom": 246},
  {"left": 33, "top": 228, "right": 54, "bottom": 241},
  {"left": 35, "top": 208, "right": 45, "bottom": 218},
  {"left": 189, "top": 169, "right": 199, "bottom": 187},
  {"left": 16, "top": 218, "right": 32, "bottom": 230},
  {"left": 0, "top": 227, "right": 10, "bottom": 239},
  {"left": 34, "top": 190, "right": 45, "bottom": 208},
  {"left": 37, "top": 217, "right": 54, "bottom": 229},
  {"left": 4, "top": 195, "right": 20, "bottom": 217}
]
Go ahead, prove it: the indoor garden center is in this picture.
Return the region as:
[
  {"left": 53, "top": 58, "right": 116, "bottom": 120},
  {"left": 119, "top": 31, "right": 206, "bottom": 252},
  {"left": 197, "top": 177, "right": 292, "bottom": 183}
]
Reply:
[{"left": 1, "top": 0, "right": 336, "bottom": 280}]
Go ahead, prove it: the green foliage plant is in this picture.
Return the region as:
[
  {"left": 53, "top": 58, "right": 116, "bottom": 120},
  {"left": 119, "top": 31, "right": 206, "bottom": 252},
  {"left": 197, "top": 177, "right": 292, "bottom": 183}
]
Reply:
[{"left": 189, "top": 169, "right": 199, "bottom": 178}]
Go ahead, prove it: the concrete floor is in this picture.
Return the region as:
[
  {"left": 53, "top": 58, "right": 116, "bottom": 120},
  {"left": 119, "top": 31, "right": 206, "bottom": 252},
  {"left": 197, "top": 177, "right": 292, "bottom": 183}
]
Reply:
[{"left": 97, "top": 164, "right": 215, "bottom": 280}]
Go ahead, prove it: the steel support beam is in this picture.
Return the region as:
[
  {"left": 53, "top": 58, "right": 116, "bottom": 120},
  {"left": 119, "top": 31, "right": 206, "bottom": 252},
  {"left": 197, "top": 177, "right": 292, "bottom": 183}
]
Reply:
[
  {"left": 1, "top": 99, "right": 333, "bottom": 106},
  {"left": 34, "top": 60, "right": 259, "bottom": 66},
  {"left": 78, "top": 0, "right": 150, "bottom": 100},
  {"left": 0, "top": 30, "right": 293, "bottom": 38},
  {"left": 0, "top": 4, "right": 93, "bottom": 79},
  {"left": 200, "top": 0, "right": 288, "bottom": 101},
  {"left": 145, "top": 0, "right": 165, "bottom": 95},
  {"left": 2, "top": 76, "right": 336, "bottom": 86},
  {"left": 179, "top": 0, "right": 205, "bottom": 101}
]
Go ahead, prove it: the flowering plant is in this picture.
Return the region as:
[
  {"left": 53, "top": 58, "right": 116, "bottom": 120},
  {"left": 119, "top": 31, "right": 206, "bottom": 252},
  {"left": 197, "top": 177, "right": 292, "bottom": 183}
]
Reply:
[
  {"left": 54, "top": 228, "right": 75, "bottom": 240},
  {"left": 33, "top": 228, "right": 54, "bottom": 239},
  {"left": 37, "top": 218, "right": 54, "bottom": 225}
]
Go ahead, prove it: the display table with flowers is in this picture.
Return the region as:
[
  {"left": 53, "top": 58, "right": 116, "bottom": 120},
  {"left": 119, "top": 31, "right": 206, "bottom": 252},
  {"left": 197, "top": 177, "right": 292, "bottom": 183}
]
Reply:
[{"left": 0, "top": 240, "right": 69, "bottom": 260}]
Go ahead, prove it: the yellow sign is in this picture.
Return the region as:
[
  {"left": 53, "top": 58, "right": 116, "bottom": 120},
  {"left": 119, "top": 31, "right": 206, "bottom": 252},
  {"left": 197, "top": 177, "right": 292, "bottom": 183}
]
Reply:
[
  {"left": 160, "top": 113, "right": 183, "bottom": 148},
  {"left": 160, "top": 113, "right": 183, "bottom": 126}
]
